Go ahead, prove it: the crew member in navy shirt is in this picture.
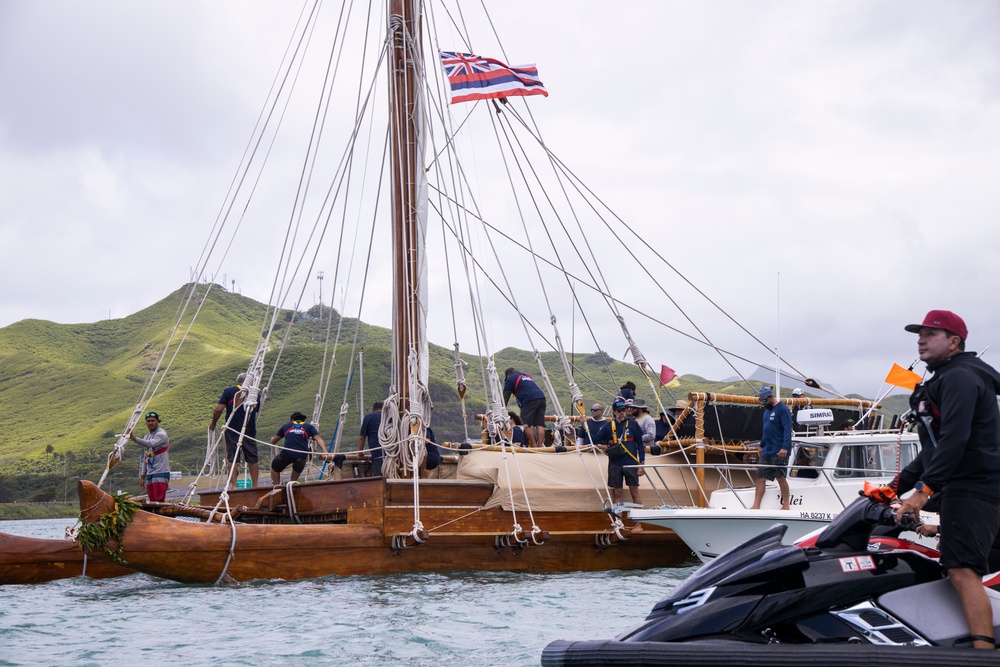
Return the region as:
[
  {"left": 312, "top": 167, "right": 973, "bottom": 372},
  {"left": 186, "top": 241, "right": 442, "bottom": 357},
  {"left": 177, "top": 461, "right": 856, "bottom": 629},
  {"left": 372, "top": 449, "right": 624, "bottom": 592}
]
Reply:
[
  {"left": 503, "top": 368, "right": 547, "bottom": 447},
  {"left": 210, "top": 372, "right": 262, "bottom": 490},
  {"left": 358, "top": 401, "right": 384, "bottom": 476},
  {"left": 270, "top": 411, "right": 324, "bottom": 484},
  {"left": 749, "top": 385, "right": 792, "bottom": 510}
]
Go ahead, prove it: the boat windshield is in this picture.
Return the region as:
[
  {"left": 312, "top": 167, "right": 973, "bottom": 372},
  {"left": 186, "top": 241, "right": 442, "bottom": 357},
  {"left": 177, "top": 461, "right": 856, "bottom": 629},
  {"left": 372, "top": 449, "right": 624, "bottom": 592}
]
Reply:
[
  {"left": 789, "top": 442, "right": 827, "bottom": 478},
  {"left": 833, "top": 441, "right": 918, "bottom": 478}
]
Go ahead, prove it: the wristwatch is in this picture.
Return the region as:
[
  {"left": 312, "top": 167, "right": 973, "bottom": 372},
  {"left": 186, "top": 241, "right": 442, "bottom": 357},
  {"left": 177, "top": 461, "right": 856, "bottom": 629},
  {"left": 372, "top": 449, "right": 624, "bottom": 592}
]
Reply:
[{"left": 914, "top": 481, "right": 934, "bottom": 497}]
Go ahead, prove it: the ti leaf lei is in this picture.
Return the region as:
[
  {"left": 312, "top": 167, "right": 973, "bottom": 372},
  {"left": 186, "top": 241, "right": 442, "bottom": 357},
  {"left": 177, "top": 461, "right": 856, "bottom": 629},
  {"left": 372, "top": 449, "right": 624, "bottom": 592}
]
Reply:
[{"left": 76, "top": 492, "right": 139, "bottom": 565}]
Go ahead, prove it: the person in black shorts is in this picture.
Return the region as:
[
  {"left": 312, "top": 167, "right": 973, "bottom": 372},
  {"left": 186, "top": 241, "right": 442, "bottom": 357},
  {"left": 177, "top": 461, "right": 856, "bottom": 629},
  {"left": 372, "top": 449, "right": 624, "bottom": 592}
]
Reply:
[
  {"left": 749, "top": 385, "right": 792, "bottom": 510},
  {"left": 503, "top": 368, "right": 547, "bottom": 447},
  {"left": 895, "top": 310, "right": 1000, "bottom": 650},
  {"left": 605, "top": 401, "right": 645, "bottom": 505},
  {"left": 210, "top": 372, "right": 262, "bottom": 489},
  {"left": 269, "top": 412, "right": 324, "bottom": 484}
]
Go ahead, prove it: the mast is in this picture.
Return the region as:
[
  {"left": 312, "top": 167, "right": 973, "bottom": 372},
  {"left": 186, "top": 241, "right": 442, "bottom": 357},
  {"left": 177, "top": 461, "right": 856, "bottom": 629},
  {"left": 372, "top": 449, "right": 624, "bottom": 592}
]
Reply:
[{"left": 388, "top": 0, "right": 422, "bottom": 411}]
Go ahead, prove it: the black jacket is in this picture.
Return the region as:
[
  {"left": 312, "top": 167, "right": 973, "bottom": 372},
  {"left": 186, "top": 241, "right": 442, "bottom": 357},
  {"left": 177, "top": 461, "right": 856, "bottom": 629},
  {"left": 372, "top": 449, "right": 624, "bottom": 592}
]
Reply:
[{"left": 900, "top": 352, "right": 1000, "bottom": 501}]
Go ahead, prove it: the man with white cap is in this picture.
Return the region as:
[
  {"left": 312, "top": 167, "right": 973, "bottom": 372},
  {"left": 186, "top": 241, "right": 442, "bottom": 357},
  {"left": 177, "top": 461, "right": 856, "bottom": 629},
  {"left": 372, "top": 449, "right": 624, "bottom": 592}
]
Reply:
[
  {"left": 895, "top": 310, "right": 1000, "bottom": 650},
  {"left": 749, "top": 385, "right": 792, "bottom": 510}
]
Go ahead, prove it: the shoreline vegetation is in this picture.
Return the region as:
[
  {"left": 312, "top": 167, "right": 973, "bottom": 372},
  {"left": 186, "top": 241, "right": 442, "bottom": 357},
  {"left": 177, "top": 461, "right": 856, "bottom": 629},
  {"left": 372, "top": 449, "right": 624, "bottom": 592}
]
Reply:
[{"left": 0, "top": 502, "right": 79, "bottom": 520}]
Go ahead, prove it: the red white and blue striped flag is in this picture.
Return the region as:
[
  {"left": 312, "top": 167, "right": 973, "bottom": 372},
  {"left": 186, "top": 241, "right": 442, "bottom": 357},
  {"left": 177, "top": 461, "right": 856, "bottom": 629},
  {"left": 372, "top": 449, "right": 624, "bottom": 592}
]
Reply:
[{"left": 439, "top": 51, "right": 548, "bottom": 104}]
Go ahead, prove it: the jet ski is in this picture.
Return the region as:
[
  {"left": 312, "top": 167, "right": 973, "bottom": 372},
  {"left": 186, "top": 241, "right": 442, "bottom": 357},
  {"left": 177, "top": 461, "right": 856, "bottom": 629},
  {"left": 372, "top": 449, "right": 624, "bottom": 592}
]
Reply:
[{"left": 543, "top": 483, "right": 1000, "bottom": 666}]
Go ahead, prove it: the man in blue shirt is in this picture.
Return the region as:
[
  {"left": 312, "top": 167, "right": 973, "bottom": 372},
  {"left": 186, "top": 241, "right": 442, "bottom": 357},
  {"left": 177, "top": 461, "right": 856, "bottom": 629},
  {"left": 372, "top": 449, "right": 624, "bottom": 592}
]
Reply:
[
  {"left": 503, "top": 368, "right": 547, "bottom": 447},
  {"left": 605, "top": 401, "right": 646, "bottom": 506},
  {"left": 577, "top": 403, "right": 608, "bottom": 446},
  {"left": 749, "top": 385, "right": 792, "bottom": 510},
  {"left": 269, "top": 411, "right": 324, "bottom": 484},
  {"left": 209, "top": 372, "right": 262, "bottom": 489},
  {"left": 358, "top": 401, "right": 384, "bottom": 476}
]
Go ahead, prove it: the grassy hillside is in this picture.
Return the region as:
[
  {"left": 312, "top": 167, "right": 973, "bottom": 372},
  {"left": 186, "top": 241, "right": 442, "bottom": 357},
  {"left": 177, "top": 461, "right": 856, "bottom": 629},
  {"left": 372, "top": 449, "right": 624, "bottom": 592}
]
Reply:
[{"left": 0, "top": 284, "right": 895, "bottom": 502}]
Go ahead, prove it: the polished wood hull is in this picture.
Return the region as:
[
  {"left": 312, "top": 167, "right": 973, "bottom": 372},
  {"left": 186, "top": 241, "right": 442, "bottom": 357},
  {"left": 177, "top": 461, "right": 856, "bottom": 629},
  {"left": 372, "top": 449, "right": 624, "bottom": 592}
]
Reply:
[
  {"left": 0, "top": 532, "right": 131, "bottom": 584},
  {"left": 78, "top": 479, "right": 689, "bottom": 584}
]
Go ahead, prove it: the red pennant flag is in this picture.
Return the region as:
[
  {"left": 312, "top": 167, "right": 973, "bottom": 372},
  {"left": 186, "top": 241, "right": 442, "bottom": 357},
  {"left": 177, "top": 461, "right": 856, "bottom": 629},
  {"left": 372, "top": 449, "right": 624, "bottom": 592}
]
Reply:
[
  {"left": 885, "top": 363, "right": 922, "bottom": 391},
  {"left": 659, "top": 365, "right": 677, "bottom": 387}
]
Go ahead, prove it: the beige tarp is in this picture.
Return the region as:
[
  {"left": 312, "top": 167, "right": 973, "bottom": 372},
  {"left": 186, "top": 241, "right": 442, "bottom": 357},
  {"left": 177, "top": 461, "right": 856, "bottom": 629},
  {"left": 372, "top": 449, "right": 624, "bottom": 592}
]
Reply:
[{"left": 454, "top": 449, "right": 717, "bottom": 512}]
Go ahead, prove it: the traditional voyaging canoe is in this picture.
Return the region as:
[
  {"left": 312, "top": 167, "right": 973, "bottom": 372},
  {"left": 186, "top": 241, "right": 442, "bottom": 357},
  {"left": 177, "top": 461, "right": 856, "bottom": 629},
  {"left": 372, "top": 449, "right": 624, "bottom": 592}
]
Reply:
[
  {"left": 0, "top": 532, "right": 129, "bottom": 585},
  {"left": 70, "top": 0, "right": 888, "bottom": 586},
  {"left": 78, "top": 464, "right": 690, "bottom": 584}
]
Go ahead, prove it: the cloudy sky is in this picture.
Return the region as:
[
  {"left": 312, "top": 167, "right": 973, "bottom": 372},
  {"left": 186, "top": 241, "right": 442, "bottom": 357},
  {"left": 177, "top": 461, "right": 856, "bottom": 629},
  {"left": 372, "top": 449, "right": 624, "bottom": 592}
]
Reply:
[{"left": 2, "top": 0, "right": 999, "bottom": 399}]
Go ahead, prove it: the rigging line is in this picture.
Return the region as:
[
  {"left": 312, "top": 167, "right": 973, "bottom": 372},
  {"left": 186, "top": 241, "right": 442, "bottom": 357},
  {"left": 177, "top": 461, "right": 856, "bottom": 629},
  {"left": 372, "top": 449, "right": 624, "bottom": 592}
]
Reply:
[
  {"left": 103, "top": 282, "right": 223, "bottom": 487},
  {"left": 419, "top": 71, "right": 613, "bottom": 410},
  {"left": 425, "top": 184, "right": 769, "bottom": 379},
  {"left": 421, "top": 26, "right": 496, "bottom": 408},
  {"left": 487, "top": 107, "right": 585, "bottom": 423},
  {"left": 491, "top": 107, "right": 625, "bottom": 391},
  {"left": 490, "top": 107, "right": 620, "bottom": 397},
  {"left": 267, "top": 37, "right": 390, "bottom": 322},
  {"left": 249, "top": 1, "right": 327, "bottom": 316},
  {"left": 265, "top": 62, "right": 386, "bottom": 395},
  {"left": 418, "top": 47, "right": 512, "bottom": 361},
  {"left": 317, "top": 0, "right": 377, "bottom": 420},
  {"left": 432, "top": 0, "right": 474, "bottom": 54},
  {"left": 336, "top": 125, "right": 393, "bottom": 452},
  {"left": 211, "top": 1, "right": 326, "bottom": 336},
  {"left": 314, "top": 30, "right": 396, "bottom": 413},
  {"left": 268, "top": 4, "right": 341, "bottom": 319},
  {"left": 188, "top": 0, "right": 319, "bottom": 292},
  {"left": 473, "top": 3, "right": 623, "bottom": 346},
  {"left": 502, "top": 106, "right": 802, "bottom": 385},
  {"left": 427, "top": 117, "right": 622, "bottom": 399},
  {"left": 430, "top": 202, "right": 810, "bottom": 389},
  {"left": 274, "top": 0, "right": 353, "bottom": 328}
]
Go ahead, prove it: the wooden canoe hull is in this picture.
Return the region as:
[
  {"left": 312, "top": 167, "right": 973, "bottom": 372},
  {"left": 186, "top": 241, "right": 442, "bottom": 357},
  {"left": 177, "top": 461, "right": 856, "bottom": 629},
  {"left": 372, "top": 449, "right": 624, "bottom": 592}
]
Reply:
[
  {"left": 78, "top": 480, "right": 689, "bottom": 584},
  {"left": 0, "top": 532, "right": 131, "bottom": 584}
]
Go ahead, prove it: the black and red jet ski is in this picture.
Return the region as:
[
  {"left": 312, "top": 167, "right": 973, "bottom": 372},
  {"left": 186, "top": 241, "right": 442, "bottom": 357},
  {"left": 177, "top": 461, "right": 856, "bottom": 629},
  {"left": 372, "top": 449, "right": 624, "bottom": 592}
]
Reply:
[{"left": 543, "top": 484, "right": 1000, "bottom": 667}]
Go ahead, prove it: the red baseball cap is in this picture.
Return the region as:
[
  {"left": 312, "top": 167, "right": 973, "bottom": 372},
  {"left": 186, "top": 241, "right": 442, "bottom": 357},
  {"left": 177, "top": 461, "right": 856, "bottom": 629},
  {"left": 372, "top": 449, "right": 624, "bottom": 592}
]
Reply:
[{"left": 904, "top": 310, "right": 968, "bottom": 340}]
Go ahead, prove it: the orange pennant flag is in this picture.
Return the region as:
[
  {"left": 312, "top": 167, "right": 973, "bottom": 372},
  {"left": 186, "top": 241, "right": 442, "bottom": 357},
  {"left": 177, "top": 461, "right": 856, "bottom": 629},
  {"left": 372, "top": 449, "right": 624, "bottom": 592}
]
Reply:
[{"left": 885, "top": 363, "right": 921, "bottom": 391}]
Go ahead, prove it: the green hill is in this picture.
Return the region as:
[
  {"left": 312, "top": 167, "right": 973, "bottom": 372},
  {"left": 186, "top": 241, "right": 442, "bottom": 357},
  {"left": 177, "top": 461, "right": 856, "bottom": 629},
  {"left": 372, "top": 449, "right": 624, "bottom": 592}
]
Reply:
[{"left": 0, "top": 284, "right": 898, "bottom": 503}]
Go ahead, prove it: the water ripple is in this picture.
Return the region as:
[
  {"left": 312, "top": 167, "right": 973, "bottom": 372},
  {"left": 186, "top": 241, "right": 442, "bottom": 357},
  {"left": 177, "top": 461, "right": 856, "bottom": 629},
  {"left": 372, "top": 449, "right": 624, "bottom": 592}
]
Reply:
[{"left": 1, "top": 519, "right": 696, "bottom": 665}]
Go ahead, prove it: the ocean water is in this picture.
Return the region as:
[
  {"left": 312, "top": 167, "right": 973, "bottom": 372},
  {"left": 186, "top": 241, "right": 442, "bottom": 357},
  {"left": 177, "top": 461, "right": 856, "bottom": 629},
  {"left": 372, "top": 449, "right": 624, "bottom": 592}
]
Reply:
[{"left": 0, "top": 519, "right": 697, "bottom": 666}]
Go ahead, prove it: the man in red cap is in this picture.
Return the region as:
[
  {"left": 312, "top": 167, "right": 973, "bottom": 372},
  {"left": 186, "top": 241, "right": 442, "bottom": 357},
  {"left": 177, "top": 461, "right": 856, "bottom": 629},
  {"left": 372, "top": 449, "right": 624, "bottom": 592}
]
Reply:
[{"left": 895, "top": 310, "right": 1000, "bottom": 649}]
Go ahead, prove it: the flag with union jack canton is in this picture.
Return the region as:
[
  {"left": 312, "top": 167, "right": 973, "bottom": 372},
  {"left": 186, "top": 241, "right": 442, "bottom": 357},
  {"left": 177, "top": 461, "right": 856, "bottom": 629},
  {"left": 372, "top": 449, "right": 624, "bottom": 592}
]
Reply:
[{"left": 439, "top": 51, "right": 548, "bottom": 104}]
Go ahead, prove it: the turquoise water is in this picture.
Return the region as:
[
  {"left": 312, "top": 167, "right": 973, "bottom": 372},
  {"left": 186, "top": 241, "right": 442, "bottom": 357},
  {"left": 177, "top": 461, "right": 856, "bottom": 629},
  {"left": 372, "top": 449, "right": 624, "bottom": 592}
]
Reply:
[{"left": 0, "top": 519, "right": 696, "bottom": 666}]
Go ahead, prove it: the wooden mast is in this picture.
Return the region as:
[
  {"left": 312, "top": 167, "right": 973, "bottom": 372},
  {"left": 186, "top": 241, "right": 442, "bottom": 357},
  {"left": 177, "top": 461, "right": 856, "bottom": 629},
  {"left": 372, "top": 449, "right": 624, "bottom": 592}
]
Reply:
[{"left": 388, "top": 0, "right": 421, "bottom": 410}]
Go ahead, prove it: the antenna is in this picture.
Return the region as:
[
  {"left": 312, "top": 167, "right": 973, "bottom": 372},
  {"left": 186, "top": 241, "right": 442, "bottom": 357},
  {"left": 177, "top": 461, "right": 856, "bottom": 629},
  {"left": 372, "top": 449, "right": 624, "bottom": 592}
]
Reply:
[
  {"left": 317, "top": 271, "right": 325, "bottom": 306},
  {"left": 775, "top": 271, "right": 781, "bottom": 398}
]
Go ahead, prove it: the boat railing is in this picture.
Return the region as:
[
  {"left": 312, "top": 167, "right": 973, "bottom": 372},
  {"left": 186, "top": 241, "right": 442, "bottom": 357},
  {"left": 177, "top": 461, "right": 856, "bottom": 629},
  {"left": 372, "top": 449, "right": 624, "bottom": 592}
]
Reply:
[{"left": 634, "top": 462, "right": 906, "bottom": 511}]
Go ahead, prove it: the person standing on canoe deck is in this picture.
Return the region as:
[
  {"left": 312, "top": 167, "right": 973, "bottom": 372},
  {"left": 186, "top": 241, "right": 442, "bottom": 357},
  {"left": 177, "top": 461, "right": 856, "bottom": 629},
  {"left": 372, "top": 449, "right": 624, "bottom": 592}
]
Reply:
[
  {"left": 358, "top": 401, "right": 384, "bottom": 476},
  {"left": 790, "top": 387, "right": 807, "bottom": 433},
  {"left": 503, "top": 368, "right": 547, "bottom": 447},
  {"left": 617, "top": 381, "right": 637, "bottom": 403},
  {"left": 127, "top": 411, "right": 170, "bottom": 502},
  {"left": 269, "top": 412, "right": 324, "bottom": 485},
  {"left": 749, "top": 385, "right": 792, "bottom": 510},
  {"left": 577, "top": 403, "right": 608, "bottom": 446},
  {"left": 655, "top": 411, "right": 674, "bottom": 442},
  {"left": 606, "top": 401, "right": 645, "bottom": 507},
  {"left": 508, "top": 412, "right": 525, "bottom": 446},
  {"left": 210, "top": 372, "right": 261, "bottom": 489},
  {"left": 894, "top": 310, "right": 1000, "bottom": 650},
  {"left": 628, "top": 398, "right": 657, "bottom": 451}
]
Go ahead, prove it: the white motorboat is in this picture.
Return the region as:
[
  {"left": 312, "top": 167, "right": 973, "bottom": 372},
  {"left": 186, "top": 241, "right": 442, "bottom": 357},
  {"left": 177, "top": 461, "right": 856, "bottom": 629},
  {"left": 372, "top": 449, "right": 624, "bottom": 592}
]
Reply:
[{"left": 629, "top": 425, "right": 924, "bottom": 562}]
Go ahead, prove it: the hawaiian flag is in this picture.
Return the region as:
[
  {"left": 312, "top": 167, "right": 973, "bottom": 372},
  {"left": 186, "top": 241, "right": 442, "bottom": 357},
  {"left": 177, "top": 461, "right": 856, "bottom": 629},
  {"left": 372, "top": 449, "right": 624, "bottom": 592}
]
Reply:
[{"left": 439, "top": 51, "right": 548, "bottom": 104}]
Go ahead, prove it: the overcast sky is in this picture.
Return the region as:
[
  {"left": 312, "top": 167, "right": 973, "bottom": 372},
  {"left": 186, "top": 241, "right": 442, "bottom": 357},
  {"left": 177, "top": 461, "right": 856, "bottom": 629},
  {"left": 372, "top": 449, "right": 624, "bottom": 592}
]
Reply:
[{"left": 2, "top": 0, "right": 999, "bottom": 399}]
